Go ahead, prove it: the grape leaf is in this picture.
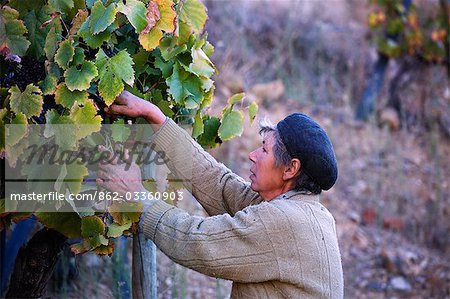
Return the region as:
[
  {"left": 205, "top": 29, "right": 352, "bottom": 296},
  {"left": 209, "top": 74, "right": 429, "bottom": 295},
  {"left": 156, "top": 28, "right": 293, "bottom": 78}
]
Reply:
[
  {"left": 97, "top": 50, "right": 135, "bottom": 105},
  {"left": 166, "top": 62, "right": 202, "bottom": 107},
  {"left": 0, "top": 6, "right": 31, "bottom": 56},
  {"left": 44, "top": 26, "right": 60, "bottom": 61},
  {"left": 81, "top": 215, "right": 106, "bottom": 248},
  {"left": 49, "top": 0, "right": 74, "bottom": 16},
  {"left": 40, "top": 74, "right": 58, "bottom": 95},
  {"left": 35, "top": 212, "right": 82, "bottom": 238},
  {"left": 218, "top": 110, "right": 244, "bottom": 141},
  {"left": 64, "top": 61, "right": 98, "bottom": 91},
  {"left": 111, "top": 119, "right": 131, "bottom": 143},
  {"left": 6, "top": 112, "right": 27, "bottom": 147},
  {"left": 23, "top": 6, "right": 51, "bottom": 59},
  {"left": 159, "top": 36, "right": 187, "bottom": 61},
  {"left": 108, "top": 201, "right": 141, "bottom": 225},
  {"left": 93, "top": 241, "right": 114, "bottom": 255},
  {"left": 55, "top": 39, "right": 74, "bottom": 70},
  {"left": 70, "top": 9, "right": 88, "bottom": 35},
  {"left": 70, "top": 100, "right": 102, "bottom": 139},
  {"left": 72, "top": 47, "right": 85, "bottom": 65},
  {"left": 55, "top": 83, "right": 88, "bottom": 108},
  {"left": 44, "top": 109, "right": 78, "bottom": 149},
  {"left": 192, "top": 112, "right": 203, "bottom": 138},
  {"left": 78, "top": 15, "right": 116, "bottom": 48},
  {"left": 70, "top": 242, "right": 90, "bottom": 255},
  {"left": 64, "top": 161, "right": 89, "bottom": 194},
  {"left": 248, "top": 101, "right": 258, "bottom": 125},
  {"left": 189, "top": 46, "right": 215, "bottom": 77},
  {"left": 140, "top": 0, "right": 160, "bottom": 35},
  {"left": 89, "top": 2, "right": 117, "bottom": 35},
  {"left": 228, "top": 92, "right": 245, "bottom": 105},
  {"left": 9, "top": 84, "right": 43, "bottom": 118},
  {"left": 197, "top": 116, "right": 220, "bottom": 148},
  {"left": 179, "top": 0, "right": 207, "bottom": 34},
  {"left": 118, "top": 0, "right": 148, "bottom": 33},
  {"left": 107, "top": 221, "right": 132, "bottom": 238},
  {"left": 138, "top": 0, "right": 175, "bottom": 51}
]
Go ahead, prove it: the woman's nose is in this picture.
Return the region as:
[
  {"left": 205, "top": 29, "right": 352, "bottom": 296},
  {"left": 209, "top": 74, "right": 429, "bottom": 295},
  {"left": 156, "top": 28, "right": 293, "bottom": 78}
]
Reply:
[{"left": 248, "top": 150, "right": 256, "bottom": 162}]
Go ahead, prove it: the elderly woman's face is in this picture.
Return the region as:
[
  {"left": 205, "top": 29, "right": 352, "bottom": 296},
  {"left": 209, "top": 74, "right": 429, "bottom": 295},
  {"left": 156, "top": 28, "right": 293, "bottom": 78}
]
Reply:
[{"left": 248, "top": 132, "right": 285, "bottom": 200}]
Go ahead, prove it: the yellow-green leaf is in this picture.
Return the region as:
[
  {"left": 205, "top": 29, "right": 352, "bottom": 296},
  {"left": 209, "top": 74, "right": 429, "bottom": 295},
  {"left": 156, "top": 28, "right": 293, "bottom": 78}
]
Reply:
[
  {"left": 55, "top": 83, "right": 88, "bottom": 108},
  {"left": 9, "top": 84, "right": 43, "bottom": 118},
  {"left": 41, "top": 74, "right": 58, "bottom": 95},
  {"left": 179, "top": 0, "right": 207, "bottom": 34},
  {"left": 218, "top": 110, "right": 244, "bottom": 141},
  {"left": 6, "top": 112, "right": 27, "bottom": 147},
  {"left": 118, "top": 0, "right": 148, "bottom": 33},
  {"left": 64, "top": 61, "right": 98, "bottom": 91},
  {"left": 70, "top": 100, "right": 102, "bottom": 139},
  {"left": 35, "top": 212, "right": 82, "bottom": 238},
  {"left": 107, "top": 221, "right": 132, "bottom": 238},
  {"left": 97, "top": 50, "right": 135, "bottom": 105},
  {"left": 55, "top": 39, "right": 74, "bottom": 70},
  {"left": 0, "top": 6, "right": 30, "bottom": 56},
  {"left": 138, "top": 0, "right": 175, "bottom": 51},
  {"left": 248, "top": 101, "right": 258, "bottom": 125},
  {"left": 192, "top": 112, "right": 203, "bottom": 138},
  {"left": 89, "top": 2, "right": 117, "bottom": 35},
  {"left": 228, "top": 92, "right": 245, "bottom": 105}
]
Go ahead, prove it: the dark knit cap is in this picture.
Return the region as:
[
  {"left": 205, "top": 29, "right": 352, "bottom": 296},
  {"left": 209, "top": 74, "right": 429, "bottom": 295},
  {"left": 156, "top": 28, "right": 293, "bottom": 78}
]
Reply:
[{"left": 277, "top": 113, "right": 338, "bottom": 190}]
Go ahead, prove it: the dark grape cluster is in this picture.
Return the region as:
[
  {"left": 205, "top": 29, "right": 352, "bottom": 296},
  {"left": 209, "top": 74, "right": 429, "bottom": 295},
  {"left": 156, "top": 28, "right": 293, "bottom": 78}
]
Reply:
[{"left": 1, "top": 56, "right": 45, "bottom": 90}]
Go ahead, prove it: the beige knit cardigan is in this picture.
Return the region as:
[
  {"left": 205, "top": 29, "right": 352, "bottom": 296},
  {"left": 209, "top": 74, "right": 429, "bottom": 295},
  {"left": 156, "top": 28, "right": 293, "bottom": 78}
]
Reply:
[{"left": 142, "top": 118, "right": 344, "bottom": 298}]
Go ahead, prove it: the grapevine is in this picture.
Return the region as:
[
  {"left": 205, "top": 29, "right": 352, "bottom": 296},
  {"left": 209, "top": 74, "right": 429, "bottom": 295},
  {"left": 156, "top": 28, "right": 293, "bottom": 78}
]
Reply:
[{"left": 0, "top": 0, "right": 258, "bottom": 255}]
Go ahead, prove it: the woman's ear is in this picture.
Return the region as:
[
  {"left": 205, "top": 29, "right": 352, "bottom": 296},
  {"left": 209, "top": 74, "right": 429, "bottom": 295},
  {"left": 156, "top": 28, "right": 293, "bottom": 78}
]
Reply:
[{"left": 283, "top": 158, "right": 301, "bottom": 180}]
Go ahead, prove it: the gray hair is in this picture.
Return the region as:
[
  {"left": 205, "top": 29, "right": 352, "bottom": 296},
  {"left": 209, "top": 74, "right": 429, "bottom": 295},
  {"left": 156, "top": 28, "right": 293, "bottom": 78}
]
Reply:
[{"left": 259, "top": 118, "right": 322, "bottom": 195}]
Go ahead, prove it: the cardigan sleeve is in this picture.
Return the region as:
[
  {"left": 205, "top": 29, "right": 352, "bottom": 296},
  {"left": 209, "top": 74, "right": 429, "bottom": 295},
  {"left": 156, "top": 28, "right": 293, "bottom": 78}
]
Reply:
[
  {"left": 151, "top": 118, "right": 262, "bottom": 216},
  {"left": 141, "top": 200, "right": 280, "bottom": 283}
]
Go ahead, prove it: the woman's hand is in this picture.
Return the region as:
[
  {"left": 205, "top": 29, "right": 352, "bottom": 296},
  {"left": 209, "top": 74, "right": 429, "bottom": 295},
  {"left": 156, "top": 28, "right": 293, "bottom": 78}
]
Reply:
[{"left": 105, "top": 91, "right": 166, "bottom": 125}]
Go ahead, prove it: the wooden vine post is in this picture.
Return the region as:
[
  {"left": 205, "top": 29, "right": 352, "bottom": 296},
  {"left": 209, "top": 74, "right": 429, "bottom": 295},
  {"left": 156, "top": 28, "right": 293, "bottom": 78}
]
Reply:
[{"left": 132, "top": 233, "right": 157, "bottom": 299}]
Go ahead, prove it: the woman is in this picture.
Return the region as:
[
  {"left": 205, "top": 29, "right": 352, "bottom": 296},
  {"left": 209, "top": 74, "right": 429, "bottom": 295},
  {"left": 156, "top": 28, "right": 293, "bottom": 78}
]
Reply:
[{"left": 97, "top": 91, "right": 344, "bottom": 298}]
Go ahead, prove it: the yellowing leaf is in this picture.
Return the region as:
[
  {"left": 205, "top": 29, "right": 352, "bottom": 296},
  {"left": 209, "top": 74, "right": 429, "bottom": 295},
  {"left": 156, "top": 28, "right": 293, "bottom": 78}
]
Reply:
[
  {"left": 111, "top": 118, "right": 131, "bottom": 143},
  {"left": 9, "top": 84, "right": 43, "bottom": 118},
  {"left": 190, "top": 46, "right": 215, "bottom": 77},
  {"left": 118, "top": 0, "right": 148, "bottom": 33},
  {"left": 44, "top": 109, "right": 78, "bottom": 149},
  {"left": 45, "top": 26, "right": 60, "bottom": 61},
  {"left": 35, "top": 212, "right": 82, "bottom": 238},
  {"left": 107, "top": 221, "right": 132, "bottom": 238},
  {"left": 55, "top": 39, "right": 74, "bottom": 70},
  {"left": 89, "top": 2, "right": 117, "bottom": 35},
  {"left": 179, "top": 0, "right": 207, "bottom": 34},
  {"left": 55, "top": 83, "right": 88, "bottom": 108},
  {"left": 218, "top": 110, "right": 244, "bottom": 141},
  {"left": 192, "top": 112, "right": 203, "bottom": 138},
  {"left": 0, "top": 6, "right": 31, "bottom": 56},
  {"left": 70, "top": 100, "right": 102, "bottom": 139},
  {"left": 64, "top": 61, "right": 98, "bottom": 91},
  {"left": 248, "top": 101, "right": 258, "bottom": 125},
  {"left": 41, "top": 74, "right": 58, "bottom": 95},
  {"left": 228, "top": 92, "right": 245, "bottom": 105},
  {"left": 78, "top": 15, "right": 115, "bottom": 48},
  {"left": 70, "top": 9, "right": 88, "bottom": 35},
  {"left": 138, "top": 0, "right": 175, "bottom": 51},
  {"left": 6, "top": 112, "right": 27, "bottom": 147},
  {"left": 97, "top": 50, "right": 135, "bottom": 105}
]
